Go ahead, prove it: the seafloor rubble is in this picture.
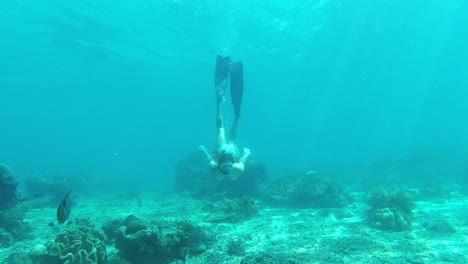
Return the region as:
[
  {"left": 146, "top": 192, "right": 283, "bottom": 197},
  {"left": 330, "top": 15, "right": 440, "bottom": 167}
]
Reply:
[{"left": 0, "top": 190, "right": 466, "bottom": 264}]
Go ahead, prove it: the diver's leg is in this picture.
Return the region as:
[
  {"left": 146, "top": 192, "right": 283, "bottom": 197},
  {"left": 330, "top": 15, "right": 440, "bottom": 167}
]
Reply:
[
  {"left": 215, "top": 55, "right": 231, "bottom": 148},
  {"left": 216, "top": 100, "right": 227, "bottom": 148},
  {"left": 229, "top": 116, "right": 239, "bottom": 142},
  {"left": 215, "top": 55, "right": 231, "bottom": 102}
]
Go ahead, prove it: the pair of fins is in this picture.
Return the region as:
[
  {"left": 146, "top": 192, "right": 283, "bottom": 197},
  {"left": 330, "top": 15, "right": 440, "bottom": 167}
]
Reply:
[{"left": 214, "top": 55, "right": 244, "bottom": 119}]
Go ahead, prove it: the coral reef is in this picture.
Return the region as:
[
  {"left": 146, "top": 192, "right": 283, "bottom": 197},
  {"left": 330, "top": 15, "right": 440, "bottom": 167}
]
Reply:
[
  {"left": 263, "top": 171, "right": 352, "bottom": 208},
  {"left": 1, "top": 190, "right": 466, "bottom": 264},
  {"left": 113, "top": 215, "right": 212, "bottom": 264},
  {"left": 123, "top": 215, "right": 150, "bottom": 235},
  {"left": 174, "top": 152, "right": 267, "bottom": 198},
  {"left": 201, "top": 198, "right": 258, "bottom": 223},
  {"left": 0, "top": 164, "right": 18, "bottom": 210},
  {"left": 46, "top": 225, "right": 107, "bottom": 264},
  {"left": 102, "top": 219, "right": 123, "bottom": 243},
  {"left": 366, "top": 187, "right": 415, "bottom": 231},
  {"left": 371, "top": 207, "right": 411, "bottom": 231},
  {"left": 0, "top": 206, "right": 32, "bottom": 246},
  {"left": 227, "top": 161, "right": 268, "bottom": 196},
  {"left": 175, "top": 152, "right": 214, "bottom": 197},
  {"left": 5, "top": 219, "right": 106, "bottom": 263}
]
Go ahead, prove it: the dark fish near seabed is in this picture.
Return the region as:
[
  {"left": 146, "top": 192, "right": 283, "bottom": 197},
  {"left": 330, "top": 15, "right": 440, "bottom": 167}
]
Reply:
[{"left": 57, "top": 190, "right": 72, "bottom": 224}]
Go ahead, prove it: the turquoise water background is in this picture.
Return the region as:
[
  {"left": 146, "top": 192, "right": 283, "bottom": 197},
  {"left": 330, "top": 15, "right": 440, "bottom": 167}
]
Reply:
[{"left": 1, "top": 0, "right": 467, "bottom": 191}]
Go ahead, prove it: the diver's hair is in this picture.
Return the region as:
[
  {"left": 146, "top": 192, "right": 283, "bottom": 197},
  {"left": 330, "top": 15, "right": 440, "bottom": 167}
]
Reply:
[{"left": 219, "top": 151, "right": 235, "bottom": 164}]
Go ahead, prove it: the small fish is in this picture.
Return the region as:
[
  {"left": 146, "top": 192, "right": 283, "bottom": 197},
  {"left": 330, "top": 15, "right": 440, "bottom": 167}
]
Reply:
[{"left": 57, "top": 190, "right": 72, "bottom": 224}]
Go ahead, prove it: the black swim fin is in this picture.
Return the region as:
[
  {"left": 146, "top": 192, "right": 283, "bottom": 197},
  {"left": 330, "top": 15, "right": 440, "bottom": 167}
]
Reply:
[
  {"left": 214, "top": 55, "right": 231, "bottom": 102},
  {"left": 230, "top": 61, "right": 243, "bottom": 119}
]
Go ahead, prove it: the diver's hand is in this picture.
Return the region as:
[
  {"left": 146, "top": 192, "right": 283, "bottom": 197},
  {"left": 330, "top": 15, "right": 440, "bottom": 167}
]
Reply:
[
  {"left": 198, "top": 145, "right": 207, "bottom": 152},
  {"left": 239, "top": 148, "right": 251, "bottom": 164},
  {"left": 244, "top": 148, "right": 251, "bottom": 156},
  {"left": 199, "top": 145, "right": 215, "bottom": 163}
]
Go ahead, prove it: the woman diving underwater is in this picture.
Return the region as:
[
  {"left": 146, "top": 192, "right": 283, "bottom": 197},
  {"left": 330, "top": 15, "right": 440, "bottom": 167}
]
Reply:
[{"left": 199, "top": 55, "right": 251, "bottom": 180}]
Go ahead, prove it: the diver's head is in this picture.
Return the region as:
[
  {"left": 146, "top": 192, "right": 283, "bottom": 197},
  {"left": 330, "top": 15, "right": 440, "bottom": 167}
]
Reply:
[
  {"left": 219, "top": 162, "right": 234, "bottom": 175},
  {"left": 219, "top": 152, "right": 235, "bottom": 175}
]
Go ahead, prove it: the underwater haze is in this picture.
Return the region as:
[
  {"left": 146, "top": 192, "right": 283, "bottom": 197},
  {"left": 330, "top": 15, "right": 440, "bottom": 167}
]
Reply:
[
  {"left": 1, "top": 0, "right": 468, "bottom": 190},
  {"left": 2, "top": 1, "right": 468, "bottom": 264}
]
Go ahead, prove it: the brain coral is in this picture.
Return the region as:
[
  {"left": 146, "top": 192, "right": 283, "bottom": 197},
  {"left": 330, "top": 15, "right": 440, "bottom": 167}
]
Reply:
[{"left": 48, "top": 226, "right": 106, "bottom": 264}]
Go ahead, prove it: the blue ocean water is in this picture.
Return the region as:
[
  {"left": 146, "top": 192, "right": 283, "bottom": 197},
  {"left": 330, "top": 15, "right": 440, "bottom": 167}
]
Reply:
[{"left": 1, "top": 0, "right": 467, "bottom": 190}]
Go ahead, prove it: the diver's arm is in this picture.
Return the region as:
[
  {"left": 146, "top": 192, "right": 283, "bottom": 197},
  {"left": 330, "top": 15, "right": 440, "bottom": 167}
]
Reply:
[
  {"left": 199, "top": 145, "right": 216, "bottom": 164},
  {"left": 239, "top": 148, "right": 251, "bottom": 164},
  {"left": 233, "top": 162, "right": 245, "bottom": 173},
  {"left": 199, "top": 146, "right": 218, "bottom": 170},
  {"left": 233, "top": 148, "right": 251, "bottom": 172}
]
